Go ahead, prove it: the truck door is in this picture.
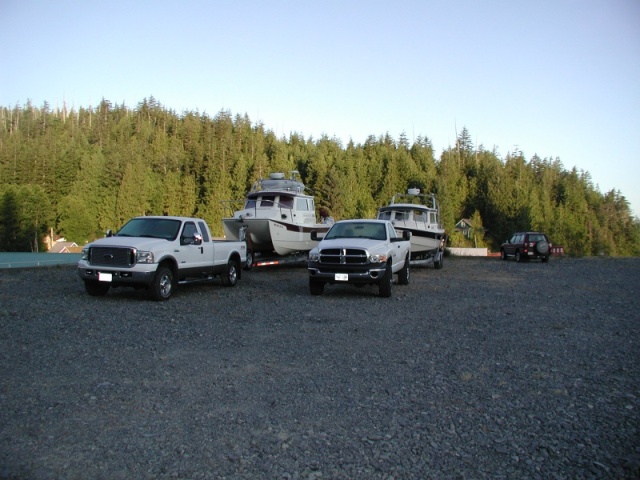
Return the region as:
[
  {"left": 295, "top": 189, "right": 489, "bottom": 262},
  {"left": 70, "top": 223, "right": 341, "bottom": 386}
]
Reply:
[
  {"left": 197, "top": 221, "right": 216, "bottom": 268},
  {"left": 177, "top": 221, "right": 210, "bottom": 275},
  {"left": 387, "top": 223, "right": 404, "bottom": 270}
]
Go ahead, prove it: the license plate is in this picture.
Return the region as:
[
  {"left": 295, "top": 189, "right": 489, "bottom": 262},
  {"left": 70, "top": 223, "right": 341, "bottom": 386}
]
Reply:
[
  {"left": 335, "top": 273, "right": 348, "bottom": 281},
  {"left": 98, "top": 272, "right": 113, "bottom": 282}
]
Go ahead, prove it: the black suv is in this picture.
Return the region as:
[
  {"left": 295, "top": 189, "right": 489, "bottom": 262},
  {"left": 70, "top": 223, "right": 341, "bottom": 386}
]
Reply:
[{"left": 500, "top": 232, "right": 551, "bottom": 262}]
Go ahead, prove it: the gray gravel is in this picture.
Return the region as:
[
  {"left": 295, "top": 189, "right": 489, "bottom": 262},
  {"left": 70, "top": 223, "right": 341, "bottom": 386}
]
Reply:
[{"left": 1, "top": 256, "right": 639, "bottom": 479}]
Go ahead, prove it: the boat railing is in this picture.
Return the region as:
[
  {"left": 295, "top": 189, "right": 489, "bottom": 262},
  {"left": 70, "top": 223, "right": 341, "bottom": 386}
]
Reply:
[{"left": 220, "top": 199, "right": 246, "bottom": 217}]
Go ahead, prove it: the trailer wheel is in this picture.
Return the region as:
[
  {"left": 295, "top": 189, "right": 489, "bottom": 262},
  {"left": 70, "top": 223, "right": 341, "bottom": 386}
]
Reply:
[
  {"left": 243, "top": 249, "right": 253, "bottom": 270},
  {"left": 434, "top": 251, "right": 444, "bottom": 269}
]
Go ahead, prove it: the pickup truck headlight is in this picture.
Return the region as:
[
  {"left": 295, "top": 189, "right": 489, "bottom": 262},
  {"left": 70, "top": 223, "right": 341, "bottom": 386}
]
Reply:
[
  {"left": 369, "top": 253, "right": 388, "bottom": 263},
  {"left": 136, "top": 250, "right": 155, "bottom": 264},
  {"left": 80, "top": 247, "right": 90, "bottom": 261},
  {"left": 308, "top": 250, "right": 320, "bottom": 262}
]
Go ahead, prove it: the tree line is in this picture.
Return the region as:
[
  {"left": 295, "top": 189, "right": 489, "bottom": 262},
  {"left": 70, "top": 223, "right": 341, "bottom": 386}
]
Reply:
[{"left": 1, "top": 97, "right": 638, "bottom": 256}]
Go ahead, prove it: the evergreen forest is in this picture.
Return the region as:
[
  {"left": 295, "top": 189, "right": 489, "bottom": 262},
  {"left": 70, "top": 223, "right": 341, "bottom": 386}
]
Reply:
[{"left": 1, "top": 98, "right": 639, "bottom": 256}]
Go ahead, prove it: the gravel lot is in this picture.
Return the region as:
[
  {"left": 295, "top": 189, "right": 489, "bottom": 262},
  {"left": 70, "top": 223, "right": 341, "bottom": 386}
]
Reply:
[{"left": 1, "top": 256, "right": 639, "bottom": 479}]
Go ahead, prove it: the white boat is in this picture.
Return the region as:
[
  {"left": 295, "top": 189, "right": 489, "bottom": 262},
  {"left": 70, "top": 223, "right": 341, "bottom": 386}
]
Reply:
[
  {"left": 222, "top": 171, "right": 331, "bottom": 257},
  {"left": 377, "top": 188, "right": 446, "bottom": 261}
]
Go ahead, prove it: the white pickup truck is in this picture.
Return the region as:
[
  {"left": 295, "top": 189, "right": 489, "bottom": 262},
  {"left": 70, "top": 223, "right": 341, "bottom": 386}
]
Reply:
[
  {"left": 77, "top": 216, "right": 248, "bottom": 300},
  {"left": 307, "top": 219, "right": 411, "bottom": 297}
]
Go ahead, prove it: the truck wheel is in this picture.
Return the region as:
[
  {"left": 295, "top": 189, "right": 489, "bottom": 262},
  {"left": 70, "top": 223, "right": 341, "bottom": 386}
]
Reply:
[
  {"left": 221, "top": 259, "right": 240, "bottom": 287},
  {"left": 378, "top": 263, "right": 392, "bottom": 298},
  {"left": 434, "top": 251, "right": 444, "bottom": 270},
  {"left": 151, "top": 266, "right": 174, "bottom": 300},
  {"left": 500, "top": 249, "right": 507, "bottom": 261},
  {"left": 515, "top": 250, "right": 522, "bottom": 263},
  {"left": 309, "top": 277, "right": 325, "bottom": 295},
  {"left": 84, "top": 280, "right": 110, "bottom": 296},
  {"left": 243, "top": 249, "right": 253, "bottom": 270},
  {"left": 398, "top": 255, "right": 410, "bottom": 285}
]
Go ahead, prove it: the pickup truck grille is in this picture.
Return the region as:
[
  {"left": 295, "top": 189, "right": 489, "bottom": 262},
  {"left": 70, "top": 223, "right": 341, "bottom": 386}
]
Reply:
[
  {"left": 88, "top": 247, "right": 135, "bottom": 267},
  {"left": 318, "top": 248, "right": 368, "bottom": 265}
]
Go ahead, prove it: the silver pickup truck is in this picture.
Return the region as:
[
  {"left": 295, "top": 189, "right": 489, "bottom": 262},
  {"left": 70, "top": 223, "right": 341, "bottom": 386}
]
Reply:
[
  {"left": 77, "top": 216, "right": 247, "bottom": 300},
  {"left": 307, "top": 219, "right": 411, "bottom": 297}
]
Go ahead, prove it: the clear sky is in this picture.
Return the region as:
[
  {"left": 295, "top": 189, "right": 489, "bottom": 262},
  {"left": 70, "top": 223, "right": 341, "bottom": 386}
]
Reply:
[{"left": 2, "top": 0, "right": 639, "bottom": 216}]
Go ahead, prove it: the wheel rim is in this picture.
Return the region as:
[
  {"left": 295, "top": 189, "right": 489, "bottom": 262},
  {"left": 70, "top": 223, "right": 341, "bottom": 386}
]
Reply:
[
  {"left": 159, "top": 273, "right": 172, "bottom": 297},
  {"left": 229, "top": 264, "right": 238, "bottom": 284}
]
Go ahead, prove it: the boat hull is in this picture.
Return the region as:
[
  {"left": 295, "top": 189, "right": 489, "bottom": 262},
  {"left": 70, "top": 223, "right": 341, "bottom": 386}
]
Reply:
[
  {"left": 222, "top": 218, "right": 330, "bottom": 256},
  {"left": 393, "top": 226, "right": 446, "bottom": 257}
]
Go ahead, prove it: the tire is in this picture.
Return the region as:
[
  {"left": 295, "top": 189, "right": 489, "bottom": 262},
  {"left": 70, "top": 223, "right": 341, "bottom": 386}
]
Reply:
[
  {"left": 378, "top": 263, "right": 392, "bottom": 298},
  {"left": 536, "top": 241, "right": 550, "bottom": 256},
  {"left": 434, "top": 251, "right": 444, "bottom": 269},
  {"left": 243, "top": 249, "right": 253, "bottom": 271},
  {"left": 309, "top": 277, "right": 325, "bottom": 295},
  {"left": 541, "top": 255, "right": 549, "bottom": 263},
  {"left": 500, "top": 249, "right": 507, "bottom": 261},
  {"left": 150, "top": 266, "right": 174, "bottom": 301},
  {"left": 221, "top": 259, "right": 239, "bottom": 287},
  {"left": 398, "top": 256, "right": 410, "bottom": 285},
  {"left": 515, "top": 250, "right": 522, "bottom": 263},
  {"left": 84, "top": 280, "right": 110, "bottom": 296}
]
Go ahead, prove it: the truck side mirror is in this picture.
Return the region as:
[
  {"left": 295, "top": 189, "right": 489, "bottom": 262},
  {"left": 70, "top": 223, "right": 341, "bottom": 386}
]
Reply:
[
  {"left": 403, "top": 230, "right": 412, "bottom": 240},
  {"left": 106, "top": 229, "right": 113, "bottom": 237}
]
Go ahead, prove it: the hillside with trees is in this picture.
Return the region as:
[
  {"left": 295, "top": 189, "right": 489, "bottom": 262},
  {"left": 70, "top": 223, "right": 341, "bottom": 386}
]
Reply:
[{"left": 1, "top": 98, "right": 638, "bottom": 256}]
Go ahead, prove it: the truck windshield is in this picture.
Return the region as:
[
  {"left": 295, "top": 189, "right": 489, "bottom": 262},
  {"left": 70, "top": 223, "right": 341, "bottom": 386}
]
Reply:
[
  {"left": 117, "top": 219, "right": 181, "bottom": 240},
  {"left": 324, "top": 223, "right": 386, "bottom": 240}
]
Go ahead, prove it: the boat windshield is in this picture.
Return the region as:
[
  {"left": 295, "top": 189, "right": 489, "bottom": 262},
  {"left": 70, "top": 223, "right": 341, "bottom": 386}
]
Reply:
[{"left": 325, "top": 223, "right": 386, "bottom": 240}]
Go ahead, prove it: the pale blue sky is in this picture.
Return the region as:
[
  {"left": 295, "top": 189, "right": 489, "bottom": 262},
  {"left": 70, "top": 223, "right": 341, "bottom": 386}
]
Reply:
[{"left": 2, "top": 0, "right": 639, "bottom": 215}]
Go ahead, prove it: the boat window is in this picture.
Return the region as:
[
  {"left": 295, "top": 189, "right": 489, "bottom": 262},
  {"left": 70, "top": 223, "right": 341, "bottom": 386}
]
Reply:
[
  {"left": 280, "top": 195, "right": 294, "bottom": 209},
  {"left": 260, "top": 195, "right": 276, "bottom": 207},
  {"left": 430, "top": 213, "right": 437, "bottom": 224},
  {"left": 244, "top": 199, "right": 256, "bottom": 209},
  {"left": 296, "top": 198, "right": 310, "bottom": 211},
  {"left": 396, "top": 211, "right": 410, "bottom": 221},
  {"left": 414, "top": 211, "right": 426, "bottom": 222},
  {"left": 378, "top": 211, "right": 391, "bottom": 220}
]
